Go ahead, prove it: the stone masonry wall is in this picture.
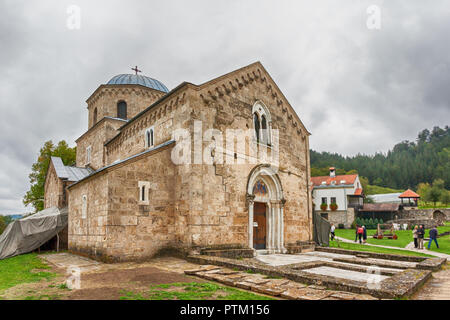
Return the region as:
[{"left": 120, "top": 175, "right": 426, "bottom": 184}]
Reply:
[
  {"left": 105, "top": 90, "right": 188, "bottom": 165},
  {"left": 44, "top": 161, "right": 64, "bottom": 209},
  {"left": 86, "top": 85, "right": 165, "bottom": 129},
  {"left": 68, "top": 173, "right": 109, "bottom": 259},
  {"left": 177, "top": 63, "right": 313, "bottom": 248},
  {"left": 68, "top": 144, "right": 178, "bottom": 261},
  {"left": 76, "top": 118, "right": 125, "bottom": 170}
]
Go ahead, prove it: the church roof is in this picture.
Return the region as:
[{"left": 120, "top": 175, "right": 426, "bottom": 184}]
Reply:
[
  {"left": 107, "top": 74, "right": 169, "bottom": 93},
  {"left": 51, "top": 157, "right": 94, "bottom": 182}
]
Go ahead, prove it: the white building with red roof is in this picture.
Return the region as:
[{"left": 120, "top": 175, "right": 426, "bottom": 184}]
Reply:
[{"left": 310, "top": 167, "right": 364, "bottom": 227}]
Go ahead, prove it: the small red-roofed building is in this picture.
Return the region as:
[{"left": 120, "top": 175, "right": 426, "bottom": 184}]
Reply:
[
  {"left": 398, "top": 189, "right": 420, "bottom": 207},
  {"left": 311, "top": 167, "right": 364, "bottom": 227}
]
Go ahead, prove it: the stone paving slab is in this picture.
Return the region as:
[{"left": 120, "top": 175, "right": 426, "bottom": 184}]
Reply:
[
  {"left": 280, "top": 287, "right": 334, "bottom": 300},
  {"left": 333, "top": 257, "right": 418, "bottom": 269},
  {"left": 303, "top": 266, "right": 389, "bottom": 283},
  {"left": 256, "top": 251, "right": 406, "bottom": 274},
  {"left": 186, "top": 265, "right": 379, "bottom": 300},
  {"left": 41, "top": 253, "right": 101, "bottom": 272}
]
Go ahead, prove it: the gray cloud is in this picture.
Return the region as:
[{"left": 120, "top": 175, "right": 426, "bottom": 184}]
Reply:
[{"left": 0, "top": 0, "right": 449, "bottom": 214}]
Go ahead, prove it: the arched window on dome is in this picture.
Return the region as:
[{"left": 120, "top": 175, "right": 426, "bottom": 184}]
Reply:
[
  {"left": 93, "top": 108, "right": 98, "bottom": 124},
  {"left": 117, "top": 101, "right": 127, "bottom": 120},
  {"left": 252, "top": 101, "right": 272, "bottom": 146}
]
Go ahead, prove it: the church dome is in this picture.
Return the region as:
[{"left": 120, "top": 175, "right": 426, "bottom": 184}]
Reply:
[{"left": 107, "top": 74, "right": 169, "bottom": 93}]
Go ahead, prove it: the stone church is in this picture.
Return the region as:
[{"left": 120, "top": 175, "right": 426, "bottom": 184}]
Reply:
[{"left": 44, "top": 62, "right": 313, "bottom": 262}]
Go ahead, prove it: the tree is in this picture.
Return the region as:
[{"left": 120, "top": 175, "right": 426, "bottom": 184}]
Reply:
[
  {"left": 0, "top": 215, "right": 13, "bottom": 234},
  {"left": 23, "top": 140, "right": 76, "bottom": 212},
  {"left": 441, "top": 190, "right": 450, "bottom": 205}
]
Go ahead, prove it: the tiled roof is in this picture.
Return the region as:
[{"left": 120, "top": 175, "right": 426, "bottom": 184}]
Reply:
[
  {"left": 310, "top": 174, "right": 358, "bottom": 187},
  {"left": 399, "top": 189, "right": 420, "bottom": 198},
  {"left": 353, "top": 188, "right": 363, "bottom": 196}
]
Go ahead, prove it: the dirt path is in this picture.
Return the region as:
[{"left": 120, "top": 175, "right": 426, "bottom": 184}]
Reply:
[
  {"left": 0, "top": 254, "right": 207, "bottom": 300},
  {"left": 412, "top": 264, "right": 450, "bottom": 300}
]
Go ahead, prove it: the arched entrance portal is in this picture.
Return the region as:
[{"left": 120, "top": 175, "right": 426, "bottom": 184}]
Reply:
[{"left": 247, "top": 165, "right": 286, "bottom": 253}]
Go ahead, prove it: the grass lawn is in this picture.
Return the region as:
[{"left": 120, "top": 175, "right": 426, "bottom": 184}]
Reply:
[
  {"left": 335, "top": 228, "right": 413, "bottom": 248},
  {"left": 424, "top": 222, "right": 450, "bottom": 255},
  {"left": 0, "top": 253, "right": 56, "bottom": 292},
  {"left": 328, "top": 241, "right": 433, "bottom": 258},
  {"left": 119, "top": 282, "right": 275, "bottom": 300},
  {"left": 334, "top": 222, "right": 450, "bottom": 255}
]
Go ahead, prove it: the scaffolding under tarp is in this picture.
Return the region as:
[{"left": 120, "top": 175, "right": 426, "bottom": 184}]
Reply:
[{"left": 0, "top": 207, "right": 68, "bottom": 260}]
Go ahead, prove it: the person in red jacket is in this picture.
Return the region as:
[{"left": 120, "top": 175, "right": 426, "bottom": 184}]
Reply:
[{"left": 357, "top": 226, "right": 364, "bottom": 244}]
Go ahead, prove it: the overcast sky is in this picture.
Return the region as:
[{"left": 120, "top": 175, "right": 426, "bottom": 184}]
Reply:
[{"left": 1, "top": 0, "right": 449, "bottom": 214}]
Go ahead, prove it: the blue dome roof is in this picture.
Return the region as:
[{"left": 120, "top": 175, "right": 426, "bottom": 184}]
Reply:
[{"left": 107, "top": 74, "right": 169, "bottom": 93}]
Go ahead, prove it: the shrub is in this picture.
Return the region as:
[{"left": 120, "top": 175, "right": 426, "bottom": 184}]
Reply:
[
  {"left": 393, "top": 234, "right": 398, "bottom": 240},
  {"left": 320, "top": 203, "right": 328, "bottom": 211},
  {"left": 330, "top": 203, "right": 338, "bottom": 211},
  {"left": 338, "top": 223, "right": 344, "bottom": 229}
]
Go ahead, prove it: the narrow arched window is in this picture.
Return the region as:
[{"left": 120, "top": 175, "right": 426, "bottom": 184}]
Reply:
[
  {"left": 117, "top": 101, "right": 127, "bottom": 119},
  {"left": 261, "top": 115, "right": 268, "bottom": 144},
  {"left": 252, "top": 102, "right": 272, "bottom": 146},
  {"left": 141, "top": 185, "right": 146, "bottom": 201},
  {"left": 93, "top": 108, "right": 98, "bottom": 124},
  {"left": 145, "top": 127, "right": 154, "bottom": 148},
  {"left": 253, "top": 113, "right": 260, "bottom": 142}
]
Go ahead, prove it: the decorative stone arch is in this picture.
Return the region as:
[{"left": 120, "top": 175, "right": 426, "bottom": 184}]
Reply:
[
  {"left": 246, "top": 164, "right": 286, "bottom": 253},
  {"left": 252, "top": 100, "right": 273, "bottom": 145},
  {"left": 433, "top": 210, "right": 445, "bottom": 223}
]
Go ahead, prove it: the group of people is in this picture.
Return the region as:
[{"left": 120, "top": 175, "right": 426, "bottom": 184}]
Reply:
[
  {"left": 329, "top": 223, "right": 441, "bottom": 250},
  {"left": 355, "top": 225, "right": 367, "bottom": 244},
  {"left": 413, "top": 225, "right": 440, "bottom": 250}
]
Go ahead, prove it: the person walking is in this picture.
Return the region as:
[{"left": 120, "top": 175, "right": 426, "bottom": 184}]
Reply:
[
  {"left": 417, "top": 225, "right": 425, "bottom": 249},
  {"left": 355, "top": 225, "right": 359, "bottom": 242},
  {"left": 330, "top": 223, "right": 336, "bottom": 241},
  {"left": 412, "top": 225, "right": 418, "bottom": 249},
  {"left": 427, "top": 226, "right": 440, "bottom": 249},
  {"left": 362, "top": 225, "right": 367, "bottom": 244},
  {"left": 357, "top": 225, "right": 364, "bottom": 244}
]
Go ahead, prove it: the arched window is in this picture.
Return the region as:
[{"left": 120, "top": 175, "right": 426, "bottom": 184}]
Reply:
[
  {"left": 93, "top": 108, "right": 98, "bottom": 124},
  {"left": 261, "top": 115, "right": 268, "bottom": 144},
  {"left": 252, "top": 101, "right": 272, "bottom": 145},
  {"left": 145, "top": 127, "right": 154, "bottom": 148},
  {"left": 117, "top": 101, "right": 127, "bottom": 119},
  {"left": 253, "top": 113, "right": 260, "bottom": 142}
]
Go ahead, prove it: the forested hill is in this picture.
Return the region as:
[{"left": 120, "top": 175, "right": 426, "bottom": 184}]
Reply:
[{"left": 310, "top": 126, "right": 450, "bottom": 190}]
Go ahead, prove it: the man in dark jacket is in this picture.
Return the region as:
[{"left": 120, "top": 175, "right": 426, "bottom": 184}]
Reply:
[
  {"left": 427, "top": 226, "right": 440, "bottom": 249},
  {"left": 417, "top": 225, "right": 425, "bottom": 249}
]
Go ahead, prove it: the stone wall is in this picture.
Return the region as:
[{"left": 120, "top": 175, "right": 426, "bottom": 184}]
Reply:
[
  {"left": 68, "top": 144, "right": 178, "bottom": 261},
  {"left": 396, "top": 208, "right": 450, "bottom": 222},
  {"left": 86, "top": 85, "right": 165, "bottom": 129},
  {"left": 76, "top": 118, "right": 125, "bottom": 170},
  {"left": 104, "top": 90, "right": 188, "bottom": 166},
  {"left": 320, "top": 208, "right": 354, "bottom": 228}
]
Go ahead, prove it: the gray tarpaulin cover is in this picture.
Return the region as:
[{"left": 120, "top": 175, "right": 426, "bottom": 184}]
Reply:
[
  {"left": 313, "top": 212, "right": 331, "bottom": 247},
  {"left": 0, "top": 207, "right": 68, "bottom": 260}
]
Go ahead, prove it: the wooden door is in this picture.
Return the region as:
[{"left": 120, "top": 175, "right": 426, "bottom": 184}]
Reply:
[{"left": 253, "top": 202, "right": 267, "bottom": 249}]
